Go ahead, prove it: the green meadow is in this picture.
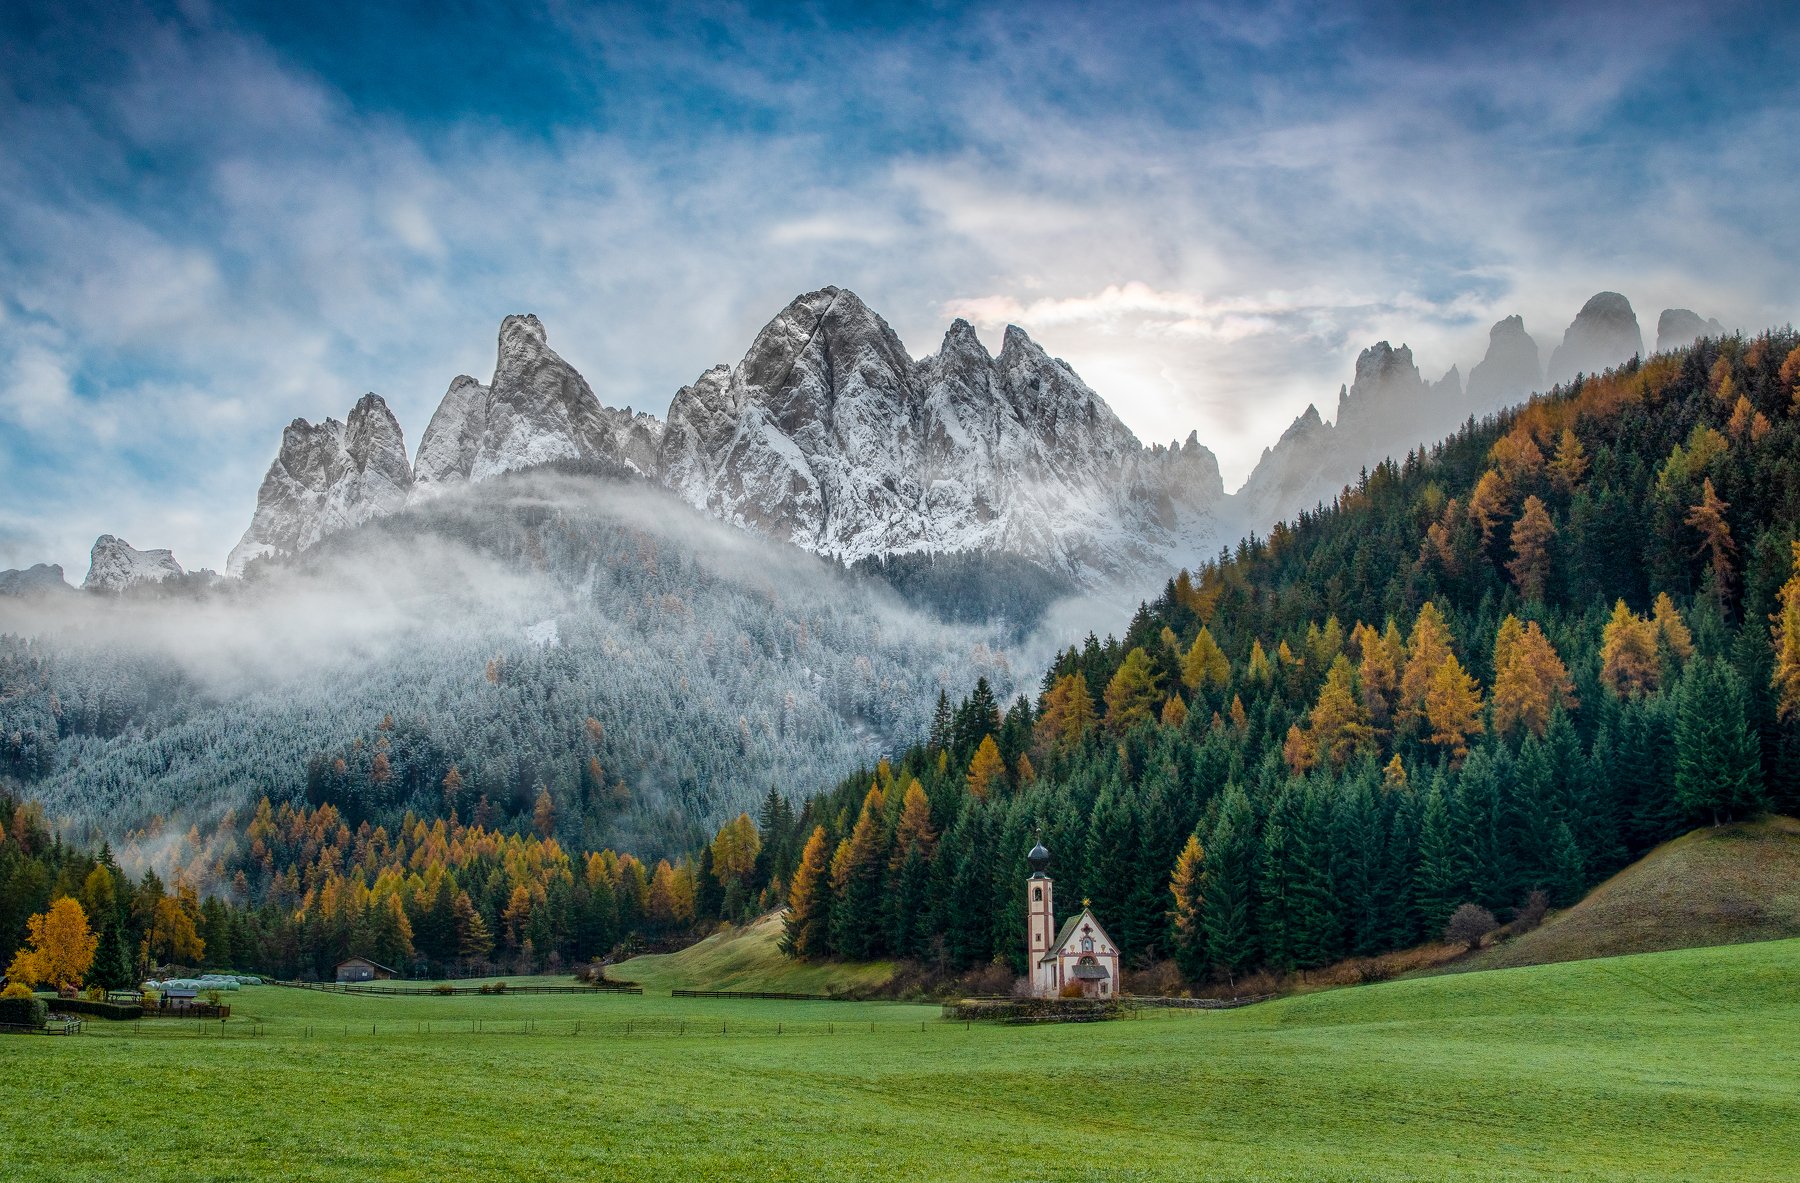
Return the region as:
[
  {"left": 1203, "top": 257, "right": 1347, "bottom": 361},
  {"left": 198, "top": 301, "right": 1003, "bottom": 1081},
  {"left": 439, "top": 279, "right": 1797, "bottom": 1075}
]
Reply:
[{"left": 4, "top": 939, "right": 1798, "bottom": 1183}]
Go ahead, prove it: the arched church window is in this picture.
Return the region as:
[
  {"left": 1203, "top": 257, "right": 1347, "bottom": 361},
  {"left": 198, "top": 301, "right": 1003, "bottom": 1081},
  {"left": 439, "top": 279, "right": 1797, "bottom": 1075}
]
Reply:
[{"left": 1033, "top": 887, "right": 1042, "bottom": 902}]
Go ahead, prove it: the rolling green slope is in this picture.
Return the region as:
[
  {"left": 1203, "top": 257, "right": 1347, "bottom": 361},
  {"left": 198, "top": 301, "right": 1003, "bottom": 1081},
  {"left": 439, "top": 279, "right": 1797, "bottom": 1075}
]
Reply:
[
  {"left": 615, "top": 910, "right": 897, "bottom": 995},
  {"left": 1464, "top": 815, "right": 1800, "bottom": 972},
  {"left": 4, "top": 938, "right": 1798, "bottom": 1182}
]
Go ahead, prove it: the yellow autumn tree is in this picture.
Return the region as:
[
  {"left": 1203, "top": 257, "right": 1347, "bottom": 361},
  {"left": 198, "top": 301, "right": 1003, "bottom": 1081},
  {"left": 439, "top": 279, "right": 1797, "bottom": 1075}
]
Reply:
[
  {"left": 1652, "top": 592, "right": 1694, "bottom": 662},
  {"left": 1506, "top": 496, "right": 1555, "bottom": 601},
  {"left": 1467, "top": 469, "right": 1510, "bottom": 547},
  {"left": 1773, "top": 543, "right": 1800, "bottom": 721},
  {"left": 965, "top": 735, "right": 1006, "bottom": 798},
  {"left": 1168, "top": 833, "right": 1207, "bottom": 978},
  {"left": 1399, "top": 601, "right": 1454, "bottom": 728},
  {"left": 1549, "top": 428, "right": 1589, "bottom": 492},
  {"left": 891, "top": 780, "right": 937, "bottom": 865},
  {"left": 1600, "top": 600, "right": 1660, "bottom": 696},
  {"left": 1160, "top": 694, "right": 1189, "bottom": 729},
  {"left": 1686, "top": 478, "right": 1737, "bottom": 605},
  {"left": 1307, "top": 655, "right": 1375, "bottom": 769},
  {"left": 1382, "top": 754, "right": 1408, "bottom": 791},
  {"left": 1103, "top": 647, "right": 1163, "bottom": 733},
  {"left": 781, "top": 826, "right": 831, "bottom": 958},
  {"left": 1491, "top": 617, "right": 1577, "bottom": 738},
  {"left": 6, "top": 897, "right": 98, "bottom": 991},
  {"left": 1034, "top": 672, "right": 1095, "bottom": 755},
  {"left": 1181, "top": 627, "right": 1230, "bottom": 691},
  {"left": 1245, "top": 640, "right": 1274, "bottom": 687},
  {"left": 709, "top": 813, "right": 762, "bottom": 887},
  {"left": 1424, "top": 653, "right": 1484, "bottom": 762}
]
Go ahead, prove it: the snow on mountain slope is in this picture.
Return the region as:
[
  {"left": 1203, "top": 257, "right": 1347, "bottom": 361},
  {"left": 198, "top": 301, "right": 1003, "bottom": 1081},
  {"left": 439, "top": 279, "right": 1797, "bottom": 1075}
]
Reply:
[
  {"left": 226, "top": 393, "right": 414, "bottom": 577},
  {"left": 84, "top": 536, "right": 184, "bottom": 591}
]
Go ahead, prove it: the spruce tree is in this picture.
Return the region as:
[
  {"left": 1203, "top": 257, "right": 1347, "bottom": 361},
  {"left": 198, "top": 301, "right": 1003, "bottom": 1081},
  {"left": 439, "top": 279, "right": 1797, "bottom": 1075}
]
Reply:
[{"left": 1674, "top": 658, "right": 1767, "bottom": 825}]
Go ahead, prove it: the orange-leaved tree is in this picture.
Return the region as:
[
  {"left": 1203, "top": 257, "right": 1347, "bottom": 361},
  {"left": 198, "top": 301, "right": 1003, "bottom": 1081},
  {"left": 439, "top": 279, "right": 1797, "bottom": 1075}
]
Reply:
[{"left": 7, "top": 897, "right": 99, "bottom": 992}]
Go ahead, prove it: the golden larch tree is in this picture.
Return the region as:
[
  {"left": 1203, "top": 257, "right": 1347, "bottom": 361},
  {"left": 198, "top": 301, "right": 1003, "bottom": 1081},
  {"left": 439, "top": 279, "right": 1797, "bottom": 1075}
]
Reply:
[
  {"left": 1549, "top": 428, "right": 1589, "bottom": 492},
  {"left": 1181, "top": 627, "right": 1230, "bottom": 691},
  {"left": 1103, "top": 647, "right": 1163, "bottom": 734},
  {"left": 1399, "top": 601, "right": 1455, "bottom": 728},
  {"left": 1651, "top": 592, "right": 1695, "bottom": 662},
  {"left": 1686, "top": 478, "right": 1737, "bottom": 606},
  {"left": 1424, "top": 653, "right": 1484, "bottom": 762},
  {"left": 781, "top": 826, "right": 831, "bottom": 958},
  {"left": 1467, "top": 469, "right": 1510, "bottom": 547},
  {"left": 1034, "top": 673, "right": 1095, "bottom": 755},
  {"left": 1600, "top": 600, "right": 1661, "bottom": 696},
  {"left": 965, "top": 736, "right": 1006, "bottom": 798},
  {"left": 1491, "top": 617, "right": 1577, "bottom": 738},
  {"left": 1772, "top": 542, "right": 1800, "bottom": 721},
  {"left": 1506, "top": 496, "right": 1556, "bottom": 601},
  {"left": 1160, "top": 693, "right": 1189, "bottom": 729}
]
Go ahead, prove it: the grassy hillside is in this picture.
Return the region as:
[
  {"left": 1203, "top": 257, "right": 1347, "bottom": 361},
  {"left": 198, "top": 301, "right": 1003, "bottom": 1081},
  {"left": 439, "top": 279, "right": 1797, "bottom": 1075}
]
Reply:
[
  {"left": 616, "top": 910, "right": 897, "bottom": 995},
  {"left": 5, "top": 938, "right": 1799, "bottom": 1181},
  {"left": 1465, "top": 814, "right": 1800, "bottom": 972}
]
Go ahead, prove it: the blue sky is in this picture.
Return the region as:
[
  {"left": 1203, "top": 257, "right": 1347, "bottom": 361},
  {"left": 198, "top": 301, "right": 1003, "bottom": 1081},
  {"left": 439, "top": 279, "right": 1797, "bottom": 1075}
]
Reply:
[{"left": 3, "top": 0, "right": 1798, "bottom": 576}]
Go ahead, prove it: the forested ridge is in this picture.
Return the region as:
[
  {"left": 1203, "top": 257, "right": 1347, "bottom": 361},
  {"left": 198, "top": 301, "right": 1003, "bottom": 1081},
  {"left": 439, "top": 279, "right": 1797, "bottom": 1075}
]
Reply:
[
  {"left": 751, "top": 331, "right": 1800, "bottom": 982},
  {"left": 8, "top": 332, "right": 1800, "bottom": 987}
]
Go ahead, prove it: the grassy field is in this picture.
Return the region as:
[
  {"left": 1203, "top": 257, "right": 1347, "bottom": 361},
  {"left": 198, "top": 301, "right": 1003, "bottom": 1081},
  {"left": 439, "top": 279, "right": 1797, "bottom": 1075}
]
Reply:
[
  {"left": 4, "top": 939, "right": 1798, "bottom": 1182},
  {"left": 1461, "top": 815, "right": 1800, "bottom": 973},
  {"left": 614, "top": 909, "right": 898, "bottom": 994}
]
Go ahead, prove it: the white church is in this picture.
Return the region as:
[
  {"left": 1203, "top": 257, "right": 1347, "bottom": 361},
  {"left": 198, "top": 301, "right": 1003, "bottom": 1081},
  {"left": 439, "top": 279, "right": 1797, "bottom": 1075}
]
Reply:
[{"left": 1025, "top": 840, "right": 1121, "bottom": 999}]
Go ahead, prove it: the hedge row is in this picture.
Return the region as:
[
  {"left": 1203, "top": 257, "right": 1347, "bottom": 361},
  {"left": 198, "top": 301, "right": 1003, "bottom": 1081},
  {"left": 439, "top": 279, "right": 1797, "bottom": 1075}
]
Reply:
[
  {"left": 50, "top": 998, "right": 143, "bottom": 1020},
  {"left": 0, "top": 995, "right": 48, "bottom": 1028}
]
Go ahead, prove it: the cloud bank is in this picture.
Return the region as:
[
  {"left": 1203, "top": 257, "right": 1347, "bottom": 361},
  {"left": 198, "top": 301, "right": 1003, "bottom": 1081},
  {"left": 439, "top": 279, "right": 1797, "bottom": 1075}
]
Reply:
[{"left": 1, "top": 0, "right": 1796, "bottom": 574}]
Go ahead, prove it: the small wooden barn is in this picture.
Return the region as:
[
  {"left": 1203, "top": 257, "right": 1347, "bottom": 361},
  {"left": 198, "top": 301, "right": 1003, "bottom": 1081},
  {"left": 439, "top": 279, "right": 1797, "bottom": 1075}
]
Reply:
[{"left": 335, "top": 957, "right": 399, "bottom": 984}]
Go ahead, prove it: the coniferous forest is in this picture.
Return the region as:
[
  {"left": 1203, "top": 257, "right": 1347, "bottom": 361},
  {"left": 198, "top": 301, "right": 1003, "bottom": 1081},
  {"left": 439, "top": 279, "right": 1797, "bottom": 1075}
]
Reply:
[
  {"left": 762, "top": 331, "right": 1800, "bottom": 982},
  {"left": 5, "top": 333, "right": 1800, "bottom": 986}
]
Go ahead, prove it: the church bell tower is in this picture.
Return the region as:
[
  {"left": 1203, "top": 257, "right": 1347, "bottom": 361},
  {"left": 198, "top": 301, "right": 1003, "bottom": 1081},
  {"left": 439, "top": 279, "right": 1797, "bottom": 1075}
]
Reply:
[{"left": 1027, "top": 840, "right": 1055, "bottom": 996}]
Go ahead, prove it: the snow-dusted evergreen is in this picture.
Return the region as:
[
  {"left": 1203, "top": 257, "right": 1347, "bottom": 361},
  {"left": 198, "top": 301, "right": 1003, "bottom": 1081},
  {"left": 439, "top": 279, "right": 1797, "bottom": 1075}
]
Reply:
[
  {"left": 5, "top": 471, "right": 1019, "bottom": 855},
  {"left": 83, "top": 536, "right": 184, "bottom": 591}
]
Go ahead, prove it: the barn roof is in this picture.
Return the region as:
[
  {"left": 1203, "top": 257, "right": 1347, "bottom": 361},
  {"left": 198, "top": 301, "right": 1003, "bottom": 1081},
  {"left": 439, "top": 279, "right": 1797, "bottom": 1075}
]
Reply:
[{"left": 336, "top": 956, "right": 399, "bottom": 974}]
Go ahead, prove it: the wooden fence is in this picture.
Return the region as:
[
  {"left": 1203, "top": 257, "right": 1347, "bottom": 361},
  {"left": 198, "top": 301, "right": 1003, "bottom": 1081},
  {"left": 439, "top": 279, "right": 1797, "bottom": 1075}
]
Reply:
[
  {"left": 668, "top": 988, "right": 857, "bottom": 1002},
  {"left": 272, "top": 980, "right": 643, "bottom": 996}
]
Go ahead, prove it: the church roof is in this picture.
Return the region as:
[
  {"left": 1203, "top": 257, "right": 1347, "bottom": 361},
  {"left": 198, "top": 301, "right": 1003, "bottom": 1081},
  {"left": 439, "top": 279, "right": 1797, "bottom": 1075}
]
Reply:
[{"left": 1043, "top": 907, "right": 1117, "bottom": 959}]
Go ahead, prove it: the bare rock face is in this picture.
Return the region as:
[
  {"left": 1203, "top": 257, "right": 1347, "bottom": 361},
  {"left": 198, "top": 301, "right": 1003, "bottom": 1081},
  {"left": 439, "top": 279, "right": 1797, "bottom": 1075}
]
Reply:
[
  {"left": 413, "top": 315, "right": 664, "bottom": 493},
  {"left": 1466, "top": 315, "right": 1543, "bottom": 409},
  {"left": 226, "top": 393, "right": 413, "bottom": 576},
  {"left": 1548, "top": 292, "right": 1643, "bottom": 385},
  {"left": 1656, "top": 308, "right": 1727, "bottom": 353},
  {"left": 655, "top": 288, "right": 1226, "bottom": 586},
  {"left": 84, "top": 536, "right": 183, "bottom": 591},
  {"left": 231, "top": 291, "right": 1229, "bottom": 589},
  {"left": 0, "top": 563, "right": 70, "bottom": 596}
]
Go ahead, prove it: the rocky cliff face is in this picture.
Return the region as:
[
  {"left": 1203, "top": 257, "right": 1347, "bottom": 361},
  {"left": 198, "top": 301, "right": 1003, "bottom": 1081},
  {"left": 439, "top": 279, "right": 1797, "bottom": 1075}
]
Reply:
[
  {"left": 413, "top": 315, "right": 663, "bottom": 492},
  {"left": 1656, "top": 308, "right": 1727, "bottom": 353},
  {"left": 1465, "top": 315, "right": 1542, "bottom": 409},
  {"left": 1548, "top": 292, "right": 1643, "bottom": 385},
  {"left": 657, "top": 288, "right": 1224, "bottom": 584},
  {"left": 0, "top": 564, "right": 70, "bottom": 596},
  {"left": 85, "top": 536, "right": 183, "bottom": 591},
  {"left": 224, "top": 291, "right": 1228, "bottom": 589},
  {"left": 227, "top": 394, "right": 414, "bottom": 577}
]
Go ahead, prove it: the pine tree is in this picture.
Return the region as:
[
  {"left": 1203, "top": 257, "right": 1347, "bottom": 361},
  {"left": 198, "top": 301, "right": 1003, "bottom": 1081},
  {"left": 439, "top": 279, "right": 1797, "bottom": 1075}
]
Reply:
[
  {"left": 1424, "top": 653, "right": 1483, "bottom": 762},
  {"left": 1168, "top": 833, "right": 1208, "bottom": 981},
  {"left": 1103, "top": 648, "right": 1163, "bottom": 733},
  {"left": 1673, "top": 658, "right": 1766, "bottom": 825},
  {"left": 965, "top": 736, "right": 1006, "bottom": 798},
  {"left": 781, "top": 826, "right": 832, "bottom": 959},
  {"left": 1399, "top": 602, "right": 1454, "bottom": 730},
  {"left": 1034, "top": 673, "right": 1095, "bottom": 756},
  {"left": 1201, "top": 787, "right": 1257, "bottom": 984},
  {"left": 1507, "top": 496, "right": 1556, "bottom": 601},
  {"left": 1491, "top": 616, "right": 1577, "bottom": 738},
  {"left": 1600, "top": 600, "right": 1661, "bottom": 696},
  {"left": 1772, "top": 542, "right": 1800, "bottom": 721},
  {"left": 1181, "top": 627, "right": 1230, "bottom": 691}
]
